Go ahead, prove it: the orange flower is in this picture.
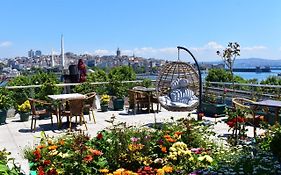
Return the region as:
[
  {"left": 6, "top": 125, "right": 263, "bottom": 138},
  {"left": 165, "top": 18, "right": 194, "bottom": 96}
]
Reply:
[
  {"left": 174, "top": 131, "right": 183, "bottom": 135},
  {"left": 160, "top": 145, "right": 167, "bottom": 153},
  {"left": 89, "top": 148, "right": 103, "bottom": 156},
  {"left": 48, "top": 145, "right": 58, "bottom": 150},
  {"left": 36, "top": 144, "right": 45, "bottom": 149},
  {"left": 167, "top": 138, "right": 176, "bottom": 143},
  {"left": 164, "top": 135, "right": 171, "bottom": 139},
  {"left": 83, "top": 155, "right": 93, "bottom": 162},
  {"left": 59, "top": 139, "right": 65, "bottom": 145}
]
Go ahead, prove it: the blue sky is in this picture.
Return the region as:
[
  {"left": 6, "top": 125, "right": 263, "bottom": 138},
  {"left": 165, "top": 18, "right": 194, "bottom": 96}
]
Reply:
[{"left": 0, "top": 0, "right": 281, "bottom": 61}]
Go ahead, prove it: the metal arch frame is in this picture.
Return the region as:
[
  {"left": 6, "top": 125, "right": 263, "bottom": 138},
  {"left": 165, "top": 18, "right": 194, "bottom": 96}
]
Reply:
[{"left": 177, "top": 46, "right": 202, "bottom": 119}]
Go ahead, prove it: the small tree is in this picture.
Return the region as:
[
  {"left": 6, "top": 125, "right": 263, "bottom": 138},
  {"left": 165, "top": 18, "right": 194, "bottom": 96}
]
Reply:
[
  {"left": 217, "top": 42, "right": 240, "bottom": 145},
  {"left": 216, "top": 42, "right": 240, "bottom": 87}
]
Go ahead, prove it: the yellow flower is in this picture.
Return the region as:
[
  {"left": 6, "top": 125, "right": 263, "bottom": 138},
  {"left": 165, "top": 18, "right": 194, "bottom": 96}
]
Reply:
[
  {"left": 157, "top": 169, "right": 165, "bottom": 175},
  {"left": 205, "top": 155, "right": 213, "bottom": 163},
  {"left": 99, "top": 169, "right": 109, "bottom": 174},
  {"left": 162, "top": 165, "right": 173, "bottom": 173}
]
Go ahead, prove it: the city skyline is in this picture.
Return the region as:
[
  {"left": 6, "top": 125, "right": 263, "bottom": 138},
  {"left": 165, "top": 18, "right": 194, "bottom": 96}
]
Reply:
[{"left": 0, "top": 0, "right": 281, "bottom": 62}]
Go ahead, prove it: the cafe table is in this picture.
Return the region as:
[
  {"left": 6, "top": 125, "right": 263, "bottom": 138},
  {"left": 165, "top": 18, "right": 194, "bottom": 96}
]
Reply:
[
  {"left": 251, "top": 99, "right": 281, "bottom": 137},
  {"left": 48, "top": 93, "right": 86, "bottom": 128},
  {"left": 131, "top": 87, "right": 157, "bottom": 113}
]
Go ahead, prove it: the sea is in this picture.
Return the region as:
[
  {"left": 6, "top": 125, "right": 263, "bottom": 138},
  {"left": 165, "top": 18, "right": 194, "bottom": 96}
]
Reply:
[{"left": 137, "top": 70, "right": 281, "bottom": 82}]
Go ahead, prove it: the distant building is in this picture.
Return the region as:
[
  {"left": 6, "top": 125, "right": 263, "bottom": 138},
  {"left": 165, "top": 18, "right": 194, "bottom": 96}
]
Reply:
[
  {"left": 116, "top": 48, "right": 121, "bottom": 57},
  {"left": 35, "top": 50, "right": 42, "bottom": 57},
  {"left": 28, "top": 49, "right": 34, "bottom": 58}
]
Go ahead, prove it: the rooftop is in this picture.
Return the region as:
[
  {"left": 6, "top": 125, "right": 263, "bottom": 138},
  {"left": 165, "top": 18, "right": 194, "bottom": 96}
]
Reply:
[{"left": 0, "top": 107, "right": 264, "bottom": 174}]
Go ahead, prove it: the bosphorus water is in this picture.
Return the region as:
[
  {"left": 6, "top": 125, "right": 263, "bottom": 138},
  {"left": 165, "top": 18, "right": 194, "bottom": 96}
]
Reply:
[{"left": 137, "top": 70, "right": 281, "bottom": 82}]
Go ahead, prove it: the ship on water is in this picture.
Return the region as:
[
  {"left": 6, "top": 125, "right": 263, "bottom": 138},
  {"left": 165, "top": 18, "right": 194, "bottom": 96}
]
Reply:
[{"left": 232, "top": 66, "right": 271, "bottom": 73}]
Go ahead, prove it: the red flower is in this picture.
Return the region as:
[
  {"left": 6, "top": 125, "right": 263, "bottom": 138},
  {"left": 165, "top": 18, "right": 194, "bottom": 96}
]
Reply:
[
  {"left": 237, "top": 116, "right": 245, "bottom": 123},
  {"left": 96, "top": 133, "right": 103, "bottom": 140},
  {"left": 37, "top": 166, "right": 44, "bottom": 175},
  {"left": 227, "top": 121, "right": 235, "bottom": 128},
  {"left": 83, "top": 155, "right": 93, "bottom": 162},
  {"left": 47, "top": 169, "right": 58, "bottom": 175},
  {"left": 43, "top": 160, "right": 51, "bottom": 166},
  {"left": 33, "top": 149, "right": 41, "bottom": 161},
  {"left": 144, "top": 166, "right": 152, "bottom": 171}
]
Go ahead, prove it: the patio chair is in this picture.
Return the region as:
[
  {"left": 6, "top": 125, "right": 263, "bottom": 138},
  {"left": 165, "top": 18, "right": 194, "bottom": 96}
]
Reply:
[
  {"left": 232, "top": 97, "right": 264, "bottom": 124},
  {"left": 61, "top": 99, "right": 87, "bottom": 130},
  {"left": 28, "top": 98, "right": 59, "bottom": 132},
  {"left": 84, "top": 92, "right": 96, "bottom": 123},
  {"left": 128, "top": 89, "right": 150, "bottom": 114}
]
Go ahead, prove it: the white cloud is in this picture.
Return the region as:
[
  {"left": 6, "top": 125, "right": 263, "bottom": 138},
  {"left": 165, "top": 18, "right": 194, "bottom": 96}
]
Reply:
[
  {"left": 242, "top": 46, "right": 267, "bottom": 51},
  {"left": 0, "top": 41, "right": 12, "bottom": 47},
  {"left": 94, "top": 49, "right": 112, "bottom": 55},
  {"left": 92, "top": 42, "right": 277, "bottom": 61}
]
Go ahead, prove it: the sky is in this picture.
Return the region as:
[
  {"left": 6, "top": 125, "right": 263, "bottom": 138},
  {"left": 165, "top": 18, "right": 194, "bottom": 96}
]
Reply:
[{"left": 0, "top": 0, "right": 281, "bottom": 62}]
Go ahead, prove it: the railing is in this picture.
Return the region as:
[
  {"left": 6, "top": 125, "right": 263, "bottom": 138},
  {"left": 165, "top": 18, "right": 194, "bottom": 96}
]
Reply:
[
  {"left": 205, "top": 82, "right": 281, "bottom": 101},
  {"left": 3, "top": 80, "right": 281, "bottom": 102},
  {"left": 5, "top": 80, "right": 156, "bottom": 89}
]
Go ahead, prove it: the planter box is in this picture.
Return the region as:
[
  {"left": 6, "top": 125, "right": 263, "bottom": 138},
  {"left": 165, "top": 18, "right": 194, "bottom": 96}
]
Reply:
[
  {"left": 201, "top": 102, "right": 226, "bottom": 117},
  {"left": 113, "top": 98, "right": 124, "bottom": 111},
  {"left": 0, "top": 109, "right": 8, "bottom": 124}
]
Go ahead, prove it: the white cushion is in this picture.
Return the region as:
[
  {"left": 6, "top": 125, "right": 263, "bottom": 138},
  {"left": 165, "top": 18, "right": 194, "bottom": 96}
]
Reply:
[
  {"left": 170, "top": 88, "right": 194, "bottom": 103},
  {"left": 171, "top": 78, "right": 189, "bottom": 90},
  {"left": 179, "top": 79, "right": 189, "bottom": 88}
]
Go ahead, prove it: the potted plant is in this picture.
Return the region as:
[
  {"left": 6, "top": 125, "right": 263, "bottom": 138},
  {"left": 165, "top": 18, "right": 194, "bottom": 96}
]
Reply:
[
  {"left": 100, "top": 94, "right": 110, "bottom": 112},
  {"left": 17, "top": 100, "right": 31, "bottom": 122},
  {"left": 0, "top": 88, "right": 13, "bottom": 124},
  {"left": 201, "top": 88, "right": 226, "bottom": 118},
  {"left": 108, "top": 66, "right": 136, "bottom": 111}
]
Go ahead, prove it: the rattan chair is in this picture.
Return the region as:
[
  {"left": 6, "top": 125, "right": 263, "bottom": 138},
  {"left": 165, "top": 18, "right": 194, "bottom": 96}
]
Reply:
[
  {"left": 28, "top": 98, "right": 59, "bottom": 132},
  {"left": 84, "top": 92, "right": 96, "bottom": 123},
  {"left": 232, "top": 97, "right": 263, "bottom": 123},
  {"left": 61, "top": 99, "right": 87, "bottom": 130},
  {"left": 156, "top": 61, "right": 199, "bottom": 112}
]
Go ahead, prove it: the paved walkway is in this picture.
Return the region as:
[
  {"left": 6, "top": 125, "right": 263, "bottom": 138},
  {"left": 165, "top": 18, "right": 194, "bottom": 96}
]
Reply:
[{"left": 0, "top": 108, "right": 264, "bottom": 174}]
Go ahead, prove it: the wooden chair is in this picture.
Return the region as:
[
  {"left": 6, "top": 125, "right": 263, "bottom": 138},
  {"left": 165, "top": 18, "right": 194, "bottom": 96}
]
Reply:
[
  {"left": 61, "top": 99, "right": 87, "bottom": 130},
  {"left": 84, "top": 92, "right": 96, "bottom": 123},
  {"left": 28, "top": 98, "right": 59, "bottom": 132},
  {"left": 128, "top": 89, "right": 150, "bottom": 114}
]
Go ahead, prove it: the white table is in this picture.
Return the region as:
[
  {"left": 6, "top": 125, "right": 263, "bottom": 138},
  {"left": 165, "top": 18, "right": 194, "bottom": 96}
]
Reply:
[{"left": 48, "top": 93, "right": 86, "bottom": 100}]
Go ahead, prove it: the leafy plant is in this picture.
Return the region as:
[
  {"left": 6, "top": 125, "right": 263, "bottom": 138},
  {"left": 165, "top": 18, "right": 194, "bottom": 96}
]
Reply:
[
  {"left": 108, "top": 66, "right": 136, "bottom": 98},
  {"left": 0, "top": 148, "right": 23, "bottom": 174},
  {"left": 0, "top": 88, "right": 13, "bottom": 110},
  {"left": 73, "top": 81, "right": 95, "bottom": 95}
]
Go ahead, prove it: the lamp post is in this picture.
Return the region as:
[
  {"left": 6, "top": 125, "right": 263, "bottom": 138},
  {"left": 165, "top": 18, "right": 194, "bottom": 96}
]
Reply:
[{"left": 177, "top": 46, "right": 202, "bottom": 120}]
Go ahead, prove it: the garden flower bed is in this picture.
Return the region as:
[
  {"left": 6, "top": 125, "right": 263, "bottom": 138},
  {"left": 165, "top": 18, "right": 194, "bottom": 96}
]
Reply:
[{"left": 22, "top": 116, "right": 281, "bottom": 175}]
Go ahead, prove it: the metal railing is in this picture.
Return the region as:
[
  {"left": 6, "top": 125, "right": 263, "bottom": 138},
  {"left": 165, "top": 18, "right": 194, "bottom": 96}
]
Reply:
[{"left": 204, "top": 82, "right": 281, "bottom": 100}]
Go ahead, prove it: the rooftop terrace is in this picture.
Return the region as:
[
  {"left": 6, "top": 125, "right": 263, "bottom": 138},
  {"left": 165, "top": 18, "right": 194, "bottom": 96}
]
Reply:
[{"left": 0, "top": 106, "right": 264, "bottom": 174}]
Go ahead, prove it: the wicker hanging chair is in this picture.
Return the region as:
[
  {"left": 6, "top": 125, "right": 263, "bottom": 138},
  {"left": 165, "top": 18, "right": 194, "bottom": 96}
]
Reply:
[{"left": 156, "top": 47, "right": 201, "bottom": 112}]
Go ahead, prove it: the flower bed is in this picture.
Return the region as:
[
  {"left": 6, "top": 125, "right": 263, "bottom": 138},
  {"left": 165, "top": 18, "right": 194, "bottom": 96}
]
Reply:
[{"left": 23, "top": 117, "right": 281, "bottom": 175}]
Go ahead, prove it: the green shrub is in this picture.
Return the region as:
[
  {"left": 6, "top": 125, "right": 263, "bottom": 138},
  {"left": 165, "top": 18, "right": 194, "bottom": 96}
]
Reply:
[{"left": 0, "top": 148, "right": 23, "bottom": 174}]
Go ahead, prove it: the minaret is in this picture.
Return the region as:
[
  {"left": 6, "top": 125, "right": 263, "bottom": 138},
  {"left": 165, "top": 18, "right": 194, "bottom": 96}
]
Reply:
[
  {"left": 61, "top": 34, "right": 65, "bottom": 69},
  {"left": 51, "top": 49, "right": 55, "bottom": 67}
]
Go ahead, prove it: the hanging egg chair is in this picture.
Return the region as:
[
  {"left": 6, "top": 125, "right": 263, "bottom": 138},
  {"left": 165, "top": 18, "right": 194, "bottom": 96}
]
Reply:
[{"left": 156, "top": 46, "right": 202, "bottom": 112}]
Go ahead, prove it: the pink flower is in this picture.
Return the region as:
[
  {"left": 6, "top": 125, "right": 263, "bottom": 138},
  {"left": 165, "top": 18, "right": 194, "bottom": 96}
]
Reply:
[{"left": 130, "top": 137, "right": 139, "bottom": 142}]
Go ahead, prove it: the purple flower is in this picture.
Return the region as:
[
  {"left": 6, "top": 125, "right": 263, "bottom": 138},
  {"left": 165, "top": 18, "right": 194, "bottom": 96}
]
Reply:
[{"left": 157, "top": 139, "right": 164, "bottom": 145}]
